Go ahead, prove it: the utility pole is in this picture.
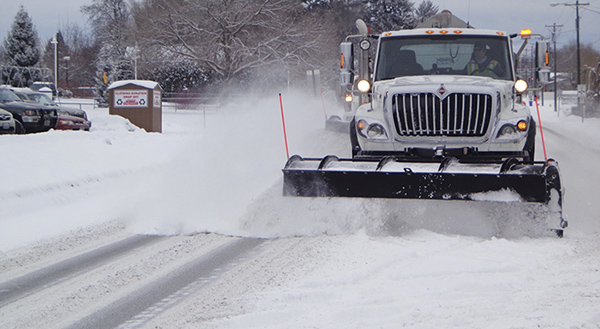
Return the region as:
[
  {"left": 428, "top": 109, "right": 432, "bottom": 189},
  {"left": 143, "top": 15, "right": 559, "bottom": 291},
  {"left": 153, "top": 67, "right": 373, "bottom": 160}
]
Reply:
[
  {"left": 546, "top": 23, "right": 563, "bottom": 113},
  {"left": 575, "top": 1, "right": 584, "bottom": 85},
  {"left": 551, "top": 1, "right": 589, "bottom": 85}
]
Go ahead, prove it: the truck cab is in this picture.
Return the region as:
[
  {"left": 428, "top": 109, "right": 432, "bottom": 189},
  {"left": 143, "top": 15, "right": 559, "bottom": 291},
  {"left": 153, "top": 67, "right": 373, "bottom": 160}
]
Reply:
[{"left": 351, "top": 28, "right": 533, "bottom": 162}]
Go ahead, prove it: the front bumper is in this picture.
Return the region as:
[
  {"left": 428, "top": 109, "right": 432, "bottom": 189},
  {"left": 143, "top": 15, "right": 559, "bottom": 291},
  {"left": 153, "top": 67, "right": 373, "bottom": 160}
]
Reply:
[
  {"left": 0, "top": 121, "right": 15, "bottom": 133},
  {"left": 22, "top": 114, "right": 57, "bottom": 133}
]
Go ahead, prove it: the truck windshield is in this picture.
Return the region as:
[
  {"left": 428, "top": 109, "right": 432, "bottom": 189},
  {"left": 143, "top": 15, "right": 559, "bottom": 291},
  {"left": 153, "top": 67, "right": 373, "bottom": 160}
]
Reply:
[{"left": 375, "top": 35, "right": 513, "bottom": 81}]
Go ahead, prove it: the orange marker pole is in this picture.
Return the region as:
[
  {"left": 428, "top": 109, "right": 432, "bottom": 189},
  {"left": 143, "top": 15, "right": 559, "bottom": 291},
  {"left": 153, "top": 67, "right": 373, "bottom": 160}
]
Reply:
[
  {"left": 320, "top": 88, "right": 328, "bottom": 120},
  {"left": 279, "top": 93, "right": 290, "bottom": 159}
]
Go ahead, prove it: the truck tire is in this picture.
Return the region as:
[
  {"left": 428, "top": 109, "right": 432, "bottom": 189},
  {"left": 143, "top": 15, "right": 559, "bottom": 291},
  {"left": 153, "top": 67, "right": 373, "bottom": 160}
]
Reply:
[
  {"left": 15, "top": 121, "right": 26, "bottom": 134},
  {"left": 350, "top": 118, "right": 361, "bottom": 158}
]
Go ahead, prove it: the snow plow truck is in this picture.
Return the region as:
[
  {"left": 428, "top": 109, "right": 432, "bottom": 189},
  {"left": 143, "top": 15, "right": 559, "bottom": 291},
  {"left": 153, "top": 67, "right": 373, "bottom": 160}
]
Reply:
[{"left": 283, "top": 10, "right": 568, "bottom": 237}]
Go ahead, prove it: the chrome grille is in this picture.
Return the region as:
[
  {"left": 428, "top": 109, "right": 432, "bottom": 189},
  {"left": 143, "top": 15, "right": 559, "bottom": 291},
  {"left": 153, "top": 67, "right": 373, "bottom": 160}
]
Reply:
[{"left": 392, "top": 93, "right": 493, "bottom": 137}]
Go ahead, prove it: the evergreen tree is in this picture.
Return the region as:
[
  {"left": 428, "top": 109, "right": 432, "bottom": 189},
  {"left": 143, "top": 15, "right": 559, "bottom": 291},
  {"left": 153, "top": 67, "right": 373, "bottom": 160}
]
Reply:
[
  {"left": 302, "top": 0, "right": 363, "bottom": 37},
  {"left": 363, "top": 0, "right": 417, "bottom": 33},
  {"left": 415, "top": 0, "right": 439, "bottom": 23},
  {"left": 3, "top": 6, "right": 41, "bottom": 67},
  {"left": 305, "top": 0, "right": 419, "bottom": 33},
  {"left": 302, "top": 0, "right": 332, "bottom": 10},
  {"left": 0, "top": 44, "right": 6, "bottom": 64},
  {"left": 147, "top": 60, "right": 213, "bottom": 93}
]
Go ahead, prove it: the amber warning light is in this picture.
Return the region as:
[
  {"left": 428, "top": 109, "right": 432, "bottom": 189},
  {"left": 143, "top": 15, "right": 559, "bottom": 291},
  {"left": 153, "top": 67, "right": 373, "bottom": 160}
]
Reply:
[{"left": 520, "top": 29, "right": 532, "bottom": 39}]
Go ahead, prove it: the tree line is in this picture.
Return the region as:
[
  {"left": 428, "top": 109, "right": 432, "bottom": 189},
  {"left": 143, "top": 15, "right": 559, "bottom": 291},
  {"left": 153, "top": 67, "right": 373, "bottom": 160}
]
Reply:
[
  {"left": 1, "top": 0, "right": 439, "bottom": 100},
  {"left": 2, "top": 0, "right": 598, "bottom": 102}
]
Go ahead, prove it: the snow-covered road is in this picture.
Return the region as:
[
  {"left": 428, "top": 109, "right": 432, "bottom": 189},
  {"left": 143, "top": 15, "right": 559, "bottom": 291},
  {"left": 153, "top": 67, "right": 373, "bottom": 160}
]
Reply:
[{"left": 1, "top": 93, "right": 600, "bottom": 328}]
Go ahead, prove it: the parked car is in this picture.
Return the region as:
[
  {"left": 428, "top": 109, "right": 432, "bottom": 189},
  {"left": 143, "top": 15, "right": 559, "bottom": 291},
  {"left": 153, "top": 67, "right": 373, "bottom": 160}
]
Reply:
[
  {"left": 0, "top": 86, "right": 57, "bottom": 134},
  {"left": 29, "top": 81, "right": 57, "bottom": 98},
  {"left": 11, "top": 87, "right": 89, "bottom": 120},
  {"left": 0, "top": 108, "right": 16, "bottom": 134},
  {"left": 55, "top": 112, "right": 91, "bottom": 131}
]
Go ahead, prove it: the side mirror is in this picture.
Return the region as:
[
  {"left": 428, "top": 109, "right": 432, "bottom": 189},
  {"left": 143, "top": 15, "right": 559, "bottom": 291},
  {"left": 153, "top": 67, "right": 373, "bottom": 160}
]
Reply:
[{"left": 340, "top": 42, "right": 354, "bottom": 87}]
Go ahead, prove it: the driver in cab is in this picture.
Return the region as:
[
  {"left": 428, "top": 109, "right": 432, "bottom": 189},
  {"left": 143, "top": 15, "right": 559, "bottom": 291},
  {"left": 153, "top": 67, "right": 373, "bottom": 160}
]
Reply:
[{"left": 466, "top": 41, "right": 504, "bottom": 78}]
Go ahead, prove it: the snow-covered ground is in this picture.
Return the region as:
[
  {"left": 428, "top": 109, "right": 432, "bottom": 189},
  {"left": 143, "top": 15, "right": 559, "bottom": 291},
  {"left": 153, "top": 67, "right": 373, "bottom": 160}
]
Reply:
[{"left": 1, "top": 91, "right": 600, "bottom": 328}]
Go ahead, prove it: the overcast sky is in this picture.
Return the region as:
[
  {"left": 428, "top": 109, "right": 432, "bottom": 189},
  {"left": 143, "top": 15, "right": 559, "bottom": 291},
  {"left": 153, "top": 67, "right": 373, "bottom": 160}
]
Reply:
[
  {"left": 440, "top": 0, "right": 600, "bottom": 48},
  {"left": 1, "top": 1, "right": 92, "bottom": 42},
  {"left": 1, "top": 0, "right": 600, "bottom": 49}
]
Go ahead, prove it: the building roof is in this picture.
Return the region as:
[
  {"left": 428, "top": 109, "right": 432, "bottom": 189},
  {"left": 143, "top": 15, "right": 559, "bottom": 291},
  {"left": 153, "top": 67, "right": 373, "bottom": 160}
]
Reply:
[{"left": 108, "top": 80, "right": 161, "bottom": 90}]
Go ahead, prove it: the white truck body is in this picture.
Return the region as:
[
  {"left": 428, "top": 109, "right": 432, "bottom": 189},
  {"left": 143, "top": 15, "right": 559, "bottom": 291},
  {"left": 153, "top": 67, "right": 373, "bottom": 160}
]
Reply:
[
  {"left": 283, "top": 12, "right": 568, "bottom": 236},
  {"left": 353, "top": 28, "right": 534, "bottom": 161}
]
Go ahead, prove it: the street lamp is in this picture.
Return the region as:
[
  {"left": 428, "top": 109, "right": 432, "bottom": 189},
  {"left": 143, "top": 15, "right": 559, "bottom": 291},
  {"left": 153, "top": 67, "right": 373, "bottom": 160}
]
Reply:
[
  {"left": 50, "top": 35, "right": 58, "bottom": 91},
  {"left": 550, "top": 1, "right": 590, "bottom": 85}
]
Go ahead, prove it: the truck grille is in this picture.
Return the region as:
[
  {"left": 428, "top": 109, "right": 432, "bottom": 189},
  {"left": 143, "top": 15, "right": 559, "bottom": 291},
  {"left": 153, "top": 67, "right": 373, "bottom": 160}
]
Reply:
[{"left": 392, "top": 93, "right": 493, "bottom": 137}]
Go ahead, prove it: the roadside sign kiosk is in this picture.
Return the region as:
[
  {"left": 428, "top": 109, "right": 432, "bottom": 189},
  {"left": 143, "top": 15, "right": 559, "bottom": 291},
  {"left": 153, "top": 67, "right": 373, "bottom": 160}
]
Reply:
[{"left": 108, "top": 80, "right": 162, "bottom": 133}]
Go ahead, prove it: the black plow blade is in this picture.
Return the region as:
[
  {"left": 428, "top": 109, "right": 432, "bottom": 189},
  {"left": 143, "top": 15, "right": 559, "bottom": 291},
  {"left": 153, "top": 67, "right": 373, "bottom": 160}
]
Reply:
[{"left": 282, "top": 155, "right": 567, "bottom": 236}]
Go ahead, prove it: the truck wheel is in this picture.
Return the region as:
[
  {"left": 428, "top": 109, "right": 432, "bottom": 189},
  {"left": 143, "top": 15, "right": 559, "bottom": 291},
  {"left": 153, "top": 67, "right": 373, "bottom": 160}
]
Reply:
[
  {"left": 15, "top": 121, "right": 26, "bottom": 134},
  {"left": 350, "top": 118, "right": 361, "bottom": 158}
]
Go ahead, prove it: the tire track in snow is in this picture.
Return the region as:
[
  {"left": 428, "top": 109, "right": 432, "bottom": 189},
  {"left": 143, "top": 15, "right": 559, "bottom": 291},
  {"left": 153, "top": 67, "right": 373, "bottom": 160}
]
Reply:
[
  {"left": 542, "top": 125, "right": 600, "bottom": 157},
  {"left": 0, "top": 234, "right": 165, "bottom": 308},
  {"left": 0, "top": 168, "right": 149, "bottom": 201},
  {"left": 541, "top": 121, "right": 600, "bottom": 234},
  {"left": 65, "top": 238, "right": 265, "bottom": 329}
]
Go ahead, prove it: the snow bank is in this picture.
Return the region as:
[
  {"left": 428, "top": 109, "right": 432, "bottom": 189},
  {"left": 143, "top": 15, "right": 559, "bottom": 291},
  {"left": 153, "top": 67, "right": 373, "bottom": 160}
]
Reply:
[{"left": 2, "top": 90, "right": 600, "bottom": 251}]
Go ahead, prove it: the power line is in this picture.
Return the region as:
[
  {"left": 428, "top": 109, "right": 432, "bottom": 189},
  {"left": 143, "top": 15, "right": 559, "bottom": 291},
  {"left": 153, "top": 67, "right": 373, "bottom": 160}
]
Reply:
[
  {"left": 582, "top": 7, "right": 600, "bottom": 14},
  {"left": 550, "top": 1, "right": 590, "bottom": 84}
]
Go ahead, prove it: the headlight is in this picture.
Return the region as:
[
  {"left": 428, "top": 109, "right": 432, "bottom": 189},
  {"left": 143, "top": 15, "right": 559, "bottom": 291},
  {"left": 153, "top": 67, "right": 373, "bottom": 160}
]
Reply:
[
  {"left": 496, "top": 120, "right": 528, "bottom": 139},
  {"left": 345, "top": 94, "right": 353, "bottom": 103},
  {"left": 366, "top": 124, "right": 387, "bottom": 139},
  {"left": 59, "top": 119, "right": 75, "bottom": 125},
  {"left": 497, "top": 124, "right": 517, "bottom": 137},
  {"left": 22, "top": 116, "right": 39, "bottom": 123},
  {"left": 514, "top": 79, "right": 528, "bottom": 93},
  {"left": 357, "top": 120, "right": 388, "bottom": 140},
  {"left": 357, "top": 79, "right": 371, "bottom": 93}
]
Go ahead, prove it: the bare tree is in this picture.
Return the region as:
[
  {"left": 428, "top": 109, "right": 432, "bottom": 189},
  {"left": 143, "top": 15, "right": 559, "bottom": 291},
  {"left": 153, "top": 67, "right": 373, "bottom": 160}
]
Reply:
[
  {"left": 557, "top": 40, "right": 600, "bottom": 88},
  {"left": 82, "top": 0, "right": 135, "bottom": 103},
  {"left": 132, "top": 0, "right": 330, "bottom": 91},
  {"left": 58, "top": 23, "right": 99, "bottom": 91}
]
